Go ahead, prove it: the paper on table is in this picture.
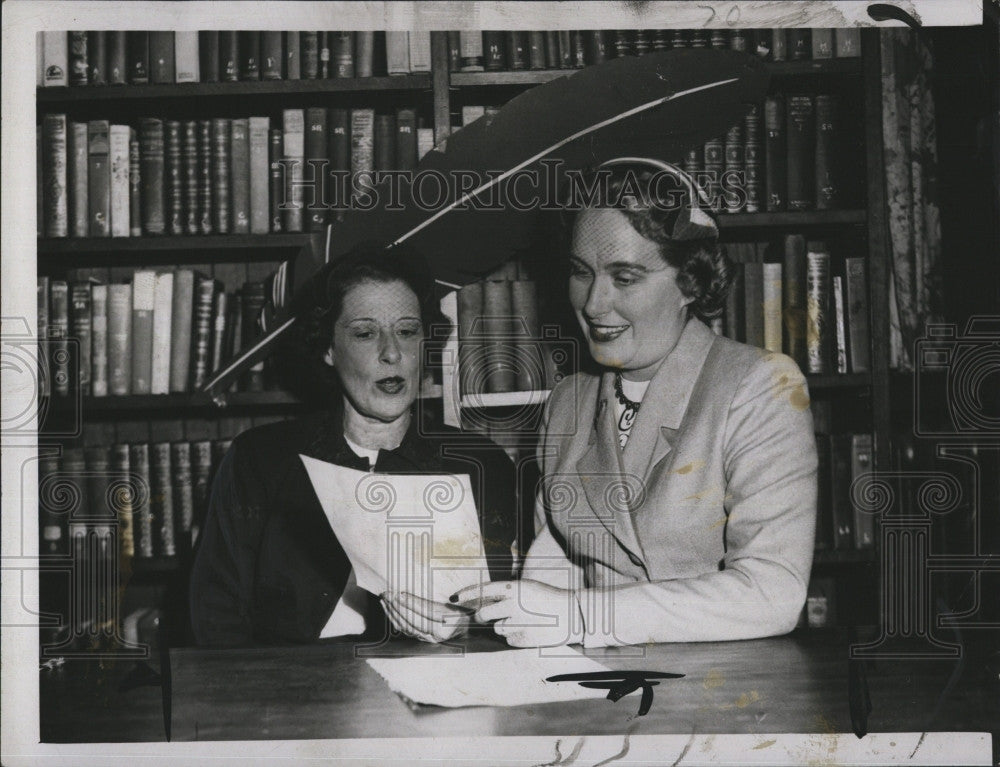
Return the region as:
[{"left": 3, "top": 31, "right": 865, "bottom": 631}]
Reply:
[
  {"left": 366, "top": 648, "right": 627, "bottom": 708},
  {"left": 299, "top": 456, "right": 490, "bottom": 602}
]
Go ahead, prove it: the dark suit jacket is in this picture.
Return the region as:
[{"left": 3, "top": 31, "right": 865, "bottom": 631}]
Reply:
[{"left": 189, "top": 406, "right": 520, "bottom": 646}]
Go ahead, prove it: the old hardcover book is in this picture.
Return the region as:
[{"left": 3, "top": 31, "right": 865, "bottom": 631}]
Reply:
[
  {"left": 107, "top": 283, "right": 132, "bottom": 395},
  {"left": 249, "top": 117, "right": 271, "bottom": 234},
  {"left": 835, "top": 28, "right": 861, "bottom": 57},
  {"left": 330, "top": 31, "right": 353, "bottom": 78},
  {"left": 190, "top": 276, "right": 216, "bottom": 390},
  {"left": 69, "top": 32, "right": 88, "bottom": 86},
  {"left": 139, "top": 118, "right": 165, "bottom": 235},
  {"left": 70, "top": 282, "right": 92, "bottom": 396},
  {"left": 350, "top": 108, "right": 375, "bottom": 203},
  {"left": 37, "top": 277, "right": 50, "bottom": 397},
  {"left": 805, "top": 243, "right": 832, "bottom": 375},
  {"left": 282, "top": 109, "right": 305, "bottom": 232},
  {"left": 285, "top": 31, "right": 300, "bottom": 79},
  {"left": 408, "top": 31, "right": 431, "bottom": 73},
  {"left": 833, "top": 275, "right": 848, "bottom": 374},
  {"left": 220, "top": 31, "right": 238, "bottom": 81},
  {"left": 558, "top": 31, "right": 572, "bottom": 67},
  {"left": 763, "top": 262, "right": 783, "bottom": 353},
  {"left": 782, "top": 234, "right": 807, "bottom": 369},
  {"left": 355, "top": 32, "right": 374, "bottom": 77},
  {"left": 182, "top": 121, "right": 199, "bottom": 234},
  {"left": 149, "top": 32, "right": 175, "bottom": 84},
  {"left": 87, "top": 120, "right": 111, "bottom": 237},
  {"left": 42, "top": 31, "right": 68, "bottom": 86},
  {"left": 109, "top": 124, "right": 130, "bottom": 237},
  {"left": 88, "top": 30, "right": 107, "bottom": 85},
  {"left": 49, "top": 281, "right": 70, "bottom": 396},
  {"left": 395, "top": 107, "right": 417, "bottom": 172},
  {"left": 199, "top": 31, "right": 219, "bottom": 82},
  {"left": 38, "top": 453, "right": 65, "bottom": 555},
  {"left": 171, "top": 442, "right": 195, "bottom": 552},
  {"left": 130, "top": 270, "right": 156, "bottom": 394},
  {"left": 269, "top": 128, "right": 283, "bottom": 232},
  {"left": 42, "top": 114, "right": 68, "bottom": 238},
  {"left": 447, "top": 31, "right": 461, "bottom": 71},
  {"left": 191, "top": 440, "right": 213, "bottom": 543},
  {"left": 301, "top": 31, "right": 319, "bottom": 79},
  {"left": 723, "top": 122, "right": 745, "bottom": 213},
  {"left": 129, "top": 128, "right": 141, "bottom": 236},
  {"left": 374, "top": 114, "right": 395, "bottom": 171},
  {"left": 230, "top": 118, "right": 251, "bottom": 234},
  {"left": 239, "top": 31, "right": 260, "bottom": 80},
  {"left": 830, "top": 434, "right": 854, "bottom": 549},
  {"left": 304, "top": 107, "right": 329, "bottom": 232},
  {"left": 851, "top": 434, "right": 874, "bottom": 548},
  {"left": 241, "top": 282, "right": 267, "bottom": 392},
  {"left": 528, "top": 31, "right": 546, "bottom": 69},
  {"left": 458, "top": 31, "right": 484, "bottom": 72},
  {"left": 197, "top": 120, "right": 213, "bottom": 234},
  {"left": 744, "top": 105, "right": 763, "bottom": 213},
  {"left": 126, "top": 31, "right": 149, "bottom": 84},
  {"left": 787, "top": 29, "right": 811, "bottom": 60},
  {"left": 844, "top": 257, "right": 870, "bottom": 373},
  {"left": 703, "top": 136, "right": 724, "bottom": 212},
  {"left": 129, "top": 443, "right": 154, "bottom": 558},
  {"left": 212, "top": 118, "right": 231, "bottom": 233},
  {"left": 170, "top": 270, "right": 194, "bottom": 393},
  {"left": 165, "top": 120, "right": 184, "bottom": 235},
  {"left": 210, "top": 290, "right": 229, "bottom": 376},
  {"left": 174, "top": 31, "right": 199, "bottom": 82},
  {"left": 261, "top": 31, "right": 283, "bottom": 79},
  {"left": 574, "top": 30, "right": 591, "bottom": 65},
  {"left": 318, "top": 32, "right": 330, "bottom": 78},
  {"left": 150, "top": 272, "right": 174, "bottom": 394},
  {"left": 771, "top": 29, "right": 787, "bottom": 61},
  {"left": 110, "top": 444, "right": 134, "bottom": 558},
  {"left": 786, "top": 94, "right": 815, "bottom": 211},
  {"left": 764, "top": 95, "right": 786, "bottom": 212},
  {"left": 811, "top": 29, "right": 834, "bottom": 59},
  {"left": 545, "top": 31, "right": 560, "bottom": 68},
  {"left": 814, "top": 94, "right": 841, "bottom": 210},
  {"left": 150, "top": 442, "right": 176, "bottom": 557},
  {"left": 506, "top": 32, "right": 528, "bottom": 70},
  {"left": 386, "top": 31, "right": 410, "bottom": 74},
  {"left": 328, "top": 109, "right": 350, "bottom": 220},
  {"left": 68, "top": 121, "right": 89, "bottom": 237},
  {"left": 483, "top": 31, "right": 504, "bottom": 71}
]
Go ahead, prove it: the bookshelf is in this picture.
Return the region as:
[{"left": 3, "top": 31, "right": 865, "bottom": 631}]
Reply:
[{"left": 36, "top": 28, "right": 889, "bottom": 637}]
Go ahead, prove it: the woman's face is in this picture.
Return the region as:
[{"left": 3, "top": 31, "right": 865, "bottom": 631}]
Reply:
[
  {"left": 327, "top": 279, "right": 423, "bottom": 422},
  {"left": 569, "top": 207, "right": 692, "bottom": 381}
]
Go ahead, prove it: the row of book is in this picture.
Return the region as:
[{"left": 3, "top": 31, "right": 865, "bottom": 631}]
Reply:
[
  {"left": 38, "top": 108, "right": 434, "bottom": 239},
  {"left": 38, "top": 438, "right": 232, "bottom": 561},
  {"left": 814, "top": 432, "right": 875, "bottom": 552},
  {"left": 37, "top": 30, "right": 433, "bottom": 87},
  {"left": 37, "top": 272, "right": 271, "bottom": 398},
  {"left": 712, "top": 237, "right": 870, "bottom": 376},
  {"left": 446, "top": 28, "right": 861, "bottom": 73}
]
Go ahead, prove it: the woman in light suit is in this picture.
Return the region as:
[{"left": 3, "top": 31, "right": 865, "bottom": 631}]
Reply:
[{"left": 452, "top": 159, "right": 818, "bottom": 647}]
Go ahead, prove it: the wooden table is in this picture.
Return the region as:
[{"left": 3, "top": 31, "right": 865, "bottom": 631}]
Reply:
[{"left": 39, "top": 631, "right": 998, "bottom": 747}]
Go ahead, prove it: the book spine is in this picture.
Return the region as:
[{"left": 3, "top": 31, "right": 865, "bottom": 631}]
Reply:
[
  {"left": 328, "top": 109, "right": 350, "bottom": 220},
  {"left": 150, "top": 443, "right": 175, "bottom": 557},
  {"left": 37, "top": 277, "right": 50, "bottom": 398},
  {"left": 42, "top": 114, "right": 68, "bottom": 238},
  {"left": 330, "top": 31, "right": 353, "bottom": 78},
  {"left": 395, "top": 107, "right": 417, "bottom": 172},
  {"left": 350, "top": 108, "right": 374, "bottom": 202},
  {"left": 408, "top": 31, "right": 431, "bottom": 73},
  {"left": 261, "top": 31, "right": 283, "bottom": 79},
  {"left": 197, "top": 120, "right": 213, "bottom": 234},
  {"left": 851, "top": 434, "right": 874, "bottom": 548},
  {"left": 150, "top": 272, "right": 173, "bottom": 394},
  {"left": 844, "top": 257, "right": 870, "bottom": 373},
  {"left": 239, "top": 31, "right": 260, "bottom": 80},
  {"left": 483, "top": 31, "right": 504, "bottom": 71},
  {"left": 783, "top": 234, "right": 808, "bottom": 370},
  {"left": 171, "top": 442, "right": 195, "bottom": 549},
  {"left": 70, "top": 282, "right": 92, "bottom": 396},
  {"left": 174, "top": 31, "right": 200, "bottom": 82},
  {"left": 743, "top": 261, "right": 764, "bottom": 348},
  {"left": 835, "top": 28, "right": 861, "bottom": 57},
  {"left": 762, "top": 262, "right": 783, "bottom": 353},
  {"left": 355, "top": 32, "right": 374, "bottom": 77},
  {"left": 587, "top": 31, "right": 608, "bottom": 64},
  {"left": 149, "top": 32, "right": 175, "bottom": 84},
  {"left": 222, "top": 292, "right": 240, "bottom": 380},
  {"left": 230, "top": 118, "right": 251, "bottom": 234},
  {"left": 241, "top": 282, "right": 266, "bottom": 391},
  {"left": 212, "top": 118, "right": 231, "bottom": 233},
  {"left": 84, "top": 446, "right": 113, "bottom": 542},
  {"left": 129, "top": 128, "right": 141, "bottom": 236},
  {"left": 833, "top": 275, "right": 848, "bottom": 374},
  {"left": 301, "top": 32, "right": 319, "bottom": 79},
  {"left": 38, "top": 454, "right": 65, "bottom": 555},
  {"left": 107, "top": 283, "right": 132, "bottom": 395},
  {"left": 830, "top": 434, "right": 854, "bottom": 549},
  {"left": 744, "top": 105, "right": 763, "bottom": 213},
  {"left": 190, "top": 277, "right": 215, "bottom": 390},
  {"left": 285, "top": 31, "right": 300, "bottom": 79},
  {"left": 129, "top": 444, "right": 154, "bottom": 558},
  {"left": 165, "top": 120, "right": 184, "bottom": 235},
  {"left": 131, "top": 270, "right": 156, "bottom": 394},
  {"left": 190, "top": 440, "right": 213, "bottom": 544},
  {"left": 110, "top": 444, "right": 134, "bottom": 558},
  {"left": 87, "top": 120, "right": 111, "bottom": 237},
  {"left": 764, "top": 95, "right": 786, "bottom": 212},
  {"left": 127, "top": 31, "right": 149, "bottom": 84},
  {"left": 723, "top": 122, "right": 745, "bottom": 212},
  {"left": 88, "top": 31, "right": 107, "bottom": 85},
  {"left": 269, "top": 128, "right": 283, "bottom": 232},
  {"left": 49, "top": 281, "right": 70, "bottom": 395},
  {"left": 69, "top": 32, "right": 89, "bottom": 86},
  {"left": 651, "top": 30, "right": 670, "bottom": 52},
  {"left": 483, "top": 279, "right": 516, "bottom": 394},
  {"left": 211, "top": 290, "right": 229, "bottom": 375},
  {"left": 814, "top": 94, "right": 840, "bottom": 210},
  {"left": 507, "top": 32, "right": 528, "bottom": 70},
  {"left": 703, "top": 136, "right": 724, "bottom": 213},
  {"left": 386, "top": 31, "right": 410, "bottom": 75},
  {"left": 544, "top": 31, "right": 560, "bottom": 69},
  {"left": 570, "top": 30, "right": 587, "bottom": 67},
  {"left": 220, "top": 31, "right": 238, "bottom": 81},
  {"left": 109, "top": 125, "right": 130, "bottom": 237},
  {"left": 282, "top": 109, "right": 305, "bottom": 232},
  {"left": 811, "top": 29, "right": 834, "bottom": 59},
  {"left": 806, "top": 244, "right": 832, "bottom": 374},
  {"left": 788, "top": 29, "right": 811, "bottom": 60},
  {"left": 457, "top": 281, "right": 483, "bottom": 396},
  {"left": 249, "top": 117, "right": 271, "bottom": 234},
  {"left": 139, "top": 118, "right": 165, "bottom": 235},
  {"left": 199, "top": 31, "right": 219, "bottom": 83},
  {"left": 528, "top": 31, "right": 547, "bottom": 69},
  {"left": 786, "top": 94, "right": 815, "bottom": 211},
  {"left": 459, "top": 31, "right": 484, "bottom": 72},
  {"left": 182, "top": 121, "right": 198, "bottom": 235},
  {"left": 304, "top": 107, "right": 328, "bottom": 232},
  {"left": 67, "top": 121, "right": 89, "bottom": 238},
  {"left": 318, "top": 32, "right": 330, "bottom": 79},
  {"left": 169, "top": 270, "right": 194, "bottom": 392},
  {"left": 42, "top": 32, "right": 68, "bottom": 87},
  {"left": 558, "top": 31, "right": 572, "bottom": 67},
  {"left": 374, "top": 114, "right": 395, "bottom": 171},
  {"left": 771, "top": 29, "right": 787, "bottom": 62}
]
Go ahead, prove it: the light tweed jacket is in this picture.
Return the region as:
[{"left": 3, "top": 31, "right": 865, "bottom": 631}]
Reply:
[{"left": 522, "top": 318, "right": 818, "bottom": 646}]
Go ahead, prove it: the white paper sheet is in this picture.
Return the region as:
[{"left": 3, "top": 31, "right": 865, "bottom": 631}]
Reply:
[
  {"left": 366, "top": 648, "right": 626, "bottom": 708},
  {"left": 299, "top": 456, "right": 490, "bottom": 602}
]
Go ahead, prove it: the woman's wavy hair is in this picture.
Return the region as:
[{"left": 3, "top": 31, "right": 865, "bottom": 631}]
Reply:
[
  {"left": 560, "top": 161, "right": 732, "bottom": 321},
  {"left": 276, "top": 242, "right": 450, "bottom": 403}
]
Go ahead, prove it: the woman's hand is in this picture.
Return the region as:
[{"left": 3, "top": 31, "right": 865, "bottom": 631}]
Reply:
[
  {"left": 380, "top": 591, "right": 472, "bottom": 644},
  {"left": 451, "top": 580, "right": 585, "bottom": 648}
]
